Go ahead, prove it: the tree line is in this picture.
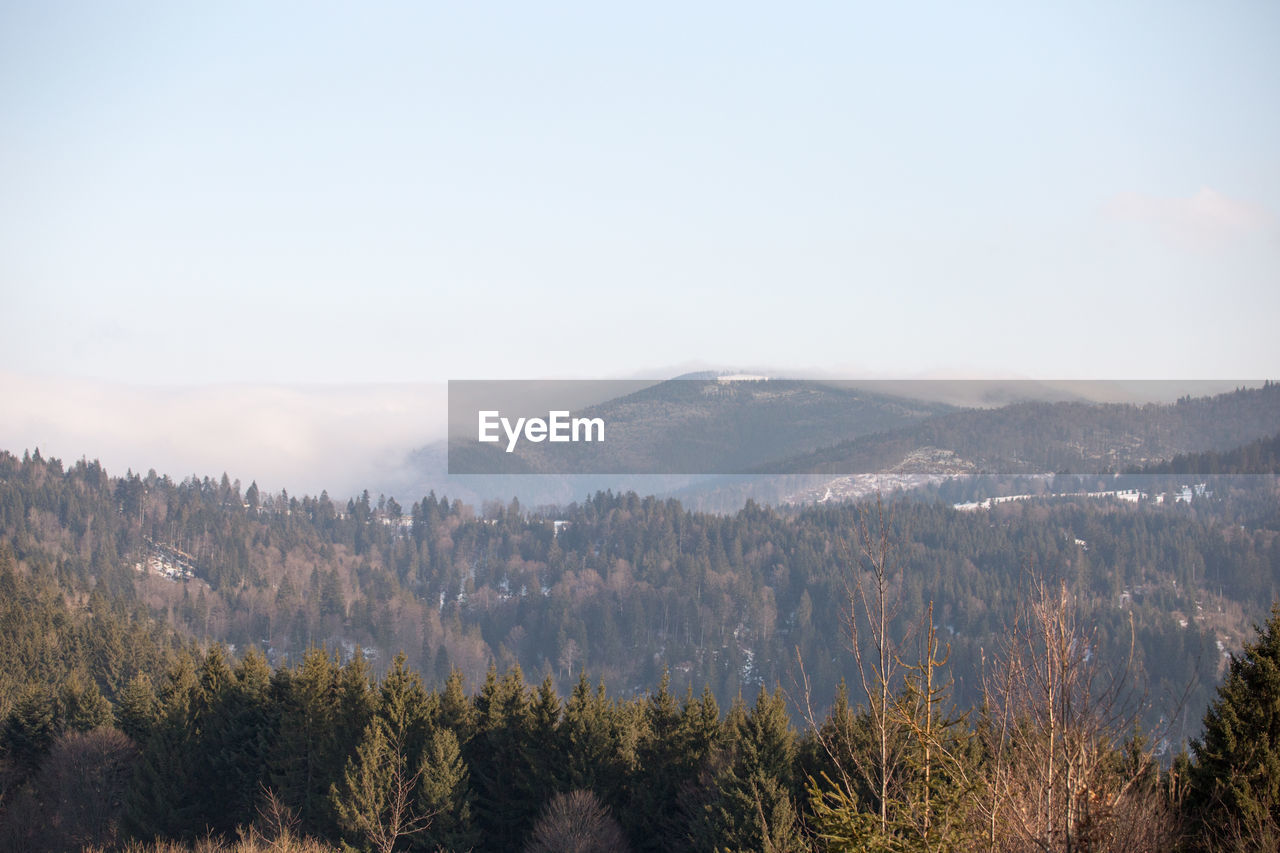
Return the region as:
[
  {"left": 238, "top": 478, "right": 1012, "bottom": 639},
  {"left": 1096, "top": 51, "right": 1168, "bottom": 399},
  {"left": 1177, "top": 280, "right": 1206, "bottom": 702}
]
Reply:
[{"left": 2, "top": 544, "right": 1279, "bottom": 850}]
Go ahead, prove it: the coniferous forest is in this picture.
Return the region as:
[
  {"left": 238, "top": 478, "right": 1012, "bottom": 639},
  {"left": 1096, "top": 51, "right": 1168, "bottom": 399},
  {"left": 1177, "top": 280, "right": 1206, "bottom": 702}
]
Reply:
[{"left": 2, "top": 446, "right": 1280, "bottom": 850}]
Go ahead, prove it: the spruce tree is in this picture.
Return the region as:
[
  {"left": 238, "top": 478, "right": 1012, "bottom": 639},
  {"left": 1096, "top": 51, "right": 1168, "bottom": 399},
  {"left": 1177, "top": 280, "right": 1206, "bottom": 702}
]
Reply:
[
  {"left": 332, "top": 717, "right": 433, "bottom": 853},
  {"left": 114, "top": 672, "right": 159, "bottom": 744},
  {"left": 467, "top": 665, "right": 538, "bottom": 852},
  {"left": 267, "top": 647, "right": 341, "bottom": 836},
  {"left": 1189, "top": 603, "right": 1280, "bottom": 845},
  {"left": 629, "top": 670, "right": 691, "bottom": 852},
  {"left": 376, "top": 651, "right": 431, "bottom": 769},
  {"left": 416, "top": 726, "right": 480, "bottom": 852},
  {"left": 690, "top": 687, "right": 805, "bottom": 853},
  {"left": 126, "top": 653, "right": 202, "bottom": 840}
]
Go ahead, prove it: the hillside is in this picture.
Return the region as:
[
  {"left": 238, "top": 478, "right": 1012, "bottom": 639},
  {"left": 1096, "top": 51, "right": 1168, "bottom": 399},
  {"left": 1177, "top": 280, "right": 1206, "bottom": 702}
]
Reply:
[
  {"left": 2, "top": 446, "right": 1276, "bottom": 741},
  {"left": 763, "top": 383, "right": 1280, "bottom": 476},
  {"left": 447, "top": 378, "right": 955, "bottom": 476}
]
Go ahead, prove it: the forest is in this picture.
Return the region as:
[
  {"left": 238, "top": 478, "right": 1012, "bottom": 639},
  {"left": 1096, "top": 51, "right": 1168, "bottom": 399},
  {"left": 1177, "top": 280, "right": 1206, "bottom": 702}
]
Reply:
[{"left": 0, "top": 443, "right": 1278, "bottom": 849}]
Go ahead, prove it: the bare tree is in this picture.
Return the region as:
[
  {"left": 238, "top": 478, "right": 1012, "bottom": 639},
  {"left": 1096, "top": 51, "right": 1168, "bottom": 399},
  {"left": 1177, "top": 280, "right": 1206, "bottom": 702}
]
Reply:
[
  {"left": 524, "top": 789, "right": 628, "bottom": 853},
  {"left": 36, "top": 726, "right": 137, "bottom": 851},
  {"left": 977, "top": 573, "right": 1172, "bottom": 851},
  {"left": 799, "top": 497, "right": 981, "bottom": 851},
  {"left": 243, "top": 785, "right": 303, "bottom": 850},
  {"left": 331, "top": 720, "right": 434, "bottom": 853},
  {"left": 848, "top": 495, "right": 908, "bottom": 835}
]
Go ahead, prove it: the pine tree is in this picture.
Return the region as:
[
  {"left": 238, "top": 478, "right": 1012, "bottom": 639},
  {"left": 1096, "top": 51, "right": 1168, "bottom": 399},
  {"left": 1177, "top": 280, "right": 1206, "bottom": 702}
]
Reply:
[
  {"left": 126, "top": 653, "right": 202, "bottom": 840},
  {"left": 690, "top": 687, "right": 806, "bottom": 853},
  {"left": 267, "top": 647, "right": 341, "bottom": 837},
  {"left": 435, "top": 666, "right": 475, "bottom": 737},
  {"left": 1, "top": 684, "right": 60, "bottom": 776},
  {"left": 114, "top": 672, "right": 159, "bottom": 744},
  {"left": 208, "top": 648, "right": 275, "bottom": 834},
  {"left": 416, "top": 726, "right": 480, "bottom": 852},
  {"left": 376, "top": 651, "right": 431, "bottom": 769},
  {"left": 331, "top": 716, "right": 433, "bottom": 853},
  {"left": 562, "top": 674, "right": 622, "bottom": 795},
  {"left": 467, "top": 665, "right": 538, "bottom": 852},
  {"left": 1189, "top": 603, "right": 1280, "bottom": 846},
  {"left": 529, "top": 674, "right": 565, "bottom": 793},
  {"left": 60, "top": 671, "right": 113, "bottom": 732},
  {"left": 334, "top": 648, "right": 377, "bottom": 765},
  {"left": 628, "top": 669, "right": 686, "bottom": 851}
]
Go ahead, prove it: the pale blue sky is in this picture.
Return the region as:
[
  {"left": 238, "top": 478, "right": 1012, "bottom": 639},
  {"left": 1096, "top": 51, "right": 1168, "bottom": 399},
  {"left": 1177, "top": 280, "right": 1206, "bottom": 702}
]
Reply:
[{"left": 3, "top": 1, "right": 1279, "bottom": 385}]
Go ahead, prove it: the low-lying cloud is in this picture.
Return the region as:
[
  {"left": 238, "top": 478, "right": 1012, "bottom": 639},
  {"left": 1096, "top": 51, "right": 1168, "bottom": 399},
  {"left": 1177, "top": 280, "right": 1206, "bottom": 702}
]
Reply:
[{"left": 0, "top": 372, "right": 446, "bottom": 499}]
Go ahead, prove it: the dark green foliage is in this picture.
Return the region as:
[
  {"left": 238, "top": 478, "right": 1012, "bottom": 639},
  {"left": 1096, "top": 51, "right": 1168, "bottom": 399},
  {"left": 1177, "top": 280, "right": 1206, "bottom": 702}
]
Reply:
[
  {"left": 1, "top": 685, "right": 60, "bottom": 775},
  {"left": 196, "top": 647, "right": 275, "bottom": 836},
  {"left": 61, "top": 671, "right": 114, "bottom": 732},
  {"left": 467, "top": 665, "right": 542, "bottom": 853},
  {"left": 561, "top": 675, "right": 631, "bottom": 800},
  {"left": 416, "top": 726, "right": 479, "bottom": 852},
  {"left": 127, "top": 653, "right": 204, "bottom": 840},
  {"left": 689, "top": 687, "right": 806, "bottom": 853},
  {"left": 375, "top": 652, "right": 431, "bottom": 769},
  {"left": 331, "top": 716, "right": 431, "bottom": 853},
  {"left": 268, "top": 648, "right": 343, "bottom": 837},
  {"left": 1, "top": 446, "right": 1275, "bottom": 745},
  {"left": 1189, "top": 603, "right": 1280, "bottom": 846},
  {"left": 114, "top": 673, "right": 160, "bottom": 743}
]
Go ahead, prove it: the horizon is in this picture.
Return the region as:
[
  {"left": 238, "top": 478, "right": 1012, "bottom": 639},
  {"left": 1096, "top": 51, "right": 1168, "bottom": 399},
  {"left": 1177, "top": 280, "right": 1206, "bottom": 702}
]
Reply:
[
  {"left": 1, "top": 372, "right": 1270, "bottom": 500},
  {"left": 3, "top": 3, "right": 1278, "bottom": 497}
]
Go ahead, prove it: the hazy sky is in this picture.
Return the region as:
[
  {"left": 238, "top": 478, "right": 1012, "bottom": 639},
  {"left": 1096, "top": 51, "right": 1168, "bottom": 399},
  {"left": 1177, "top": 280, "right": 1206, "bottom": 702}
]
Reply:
[
  {"left": 3, "top": 1, "right": 1277, "bottom": 385},
  {"left": 2, "top": 3, "right": 1278, "bottom": 494}
]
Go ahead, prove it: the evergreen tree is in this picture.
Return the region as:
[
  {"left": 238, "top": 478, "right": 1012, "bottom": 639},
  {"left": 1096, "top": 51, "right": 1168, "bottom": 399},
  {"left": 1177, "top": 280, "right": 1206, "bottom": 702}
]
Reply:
[
  {"left": 467, "top": 665, "right": 539, "bottom": 853},
  {"left": 376, "top": 651, "right": 431, "bottom": 770},
  {"left": 690, "top": 687, "right": 806, "bottom": 853},
  {"left": 114, "top": 672, "right": 159, "bottom": 744},
  {"left": 196, "top": 647, "right": 274, "bottom": 836},
  {"left": 126, "top": 652, "right": 202, "bottom": 840},
  {"left": 332, "top": 716, "right": 434, "bottom": 853},
  {"left": 416, "top": 726, "right": 480, "bottom": 852},
  {"left": 628, "top": 670, "right": 697, "bottom": 852},
  {"left": 435, "top": 666, "right": 475, "bottom": 737},
  {"left": 60, "top": 671, "right": 113, "bottom": 732},
  {"left": 529, "top": 674, "right": 565, "bottom": 793},
  {"left": 267, "top": 647, "right": 341, "bottom": 837},
  {"left": 1, "top": 684, "right": 60, "bottom": 776},
  {"left": 562, "top": 674, "right": 624, "bottom": 795},
  {"left": 1189, "top": 603, "right": 1280, "bottom": 846}
]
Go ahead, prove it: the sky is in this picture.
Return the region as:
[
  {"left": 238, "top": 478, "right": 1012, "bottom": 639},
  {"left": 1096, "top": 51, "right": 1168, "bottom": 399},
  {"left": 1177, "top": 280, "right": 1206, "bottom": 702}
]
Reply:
[{"left": 2, "top": 1, "right": 1278, "bottom": 492}]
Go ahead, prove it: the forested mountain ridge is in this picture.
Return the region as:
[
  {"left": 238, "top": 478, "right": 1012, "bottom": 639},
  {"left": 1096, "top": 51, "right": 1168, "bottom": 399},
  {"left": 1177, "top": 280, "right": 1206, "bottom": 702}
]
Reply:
[
  {"left": 1, "top": 450, "right": 1278, "bottom": 850},
  {"left": 1127, "top": 430, "right": 1280, "bottom": 476},
  {"left": 448, "top": 379, "right": 956, "bottom": 476},
  {"left": 404, "top": 381, "right": 1280, "bottom": 510},
  {"left": 759, "top": 381, "right": 1280, "bottom": 476},
  {"left": 1, "top": 446, "right": 1275, "bottom": 737},
  {"left": 2, "top": 430, "right": 1280, "bottom": 848}
]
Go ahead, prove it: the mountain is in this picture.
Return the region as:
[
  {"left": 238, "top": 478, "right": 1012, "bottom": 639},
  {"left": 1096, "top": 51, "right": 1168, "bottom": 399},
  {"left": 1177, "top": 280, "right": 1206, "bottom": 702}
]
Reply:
[
  {"left": 385, "top": 381, "right": 1280, "bottom": 509},
  {"left": 447, "top": 378, "right": 956, "bottom": 476},
  {"left": 760, "top": 383, "right": 1280, "bottom": 477}
]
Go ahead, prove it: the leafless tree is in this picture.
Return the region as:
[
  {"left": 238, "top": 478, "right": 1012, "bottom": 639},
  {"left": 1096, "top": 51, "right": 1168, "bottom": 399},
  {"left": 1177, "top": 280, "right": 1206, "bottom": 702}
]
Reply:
[
  {"left": 796, "top": 497, "right": 977, "bottom": 850},
  {"left": 524, "top": 789, "right": 628, "bottom": 853},
  {"left": 331, "top": 721, "right": 435, "bottom": 853},
  {"left": 977, "top": 573, "right": 1174, "bottom": 851},
  {"left": 848, "top": 495, "right": 908, "bottom": 834},
  {"left": 5, "top": 727, "right": 138, "bottom": 852}
]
